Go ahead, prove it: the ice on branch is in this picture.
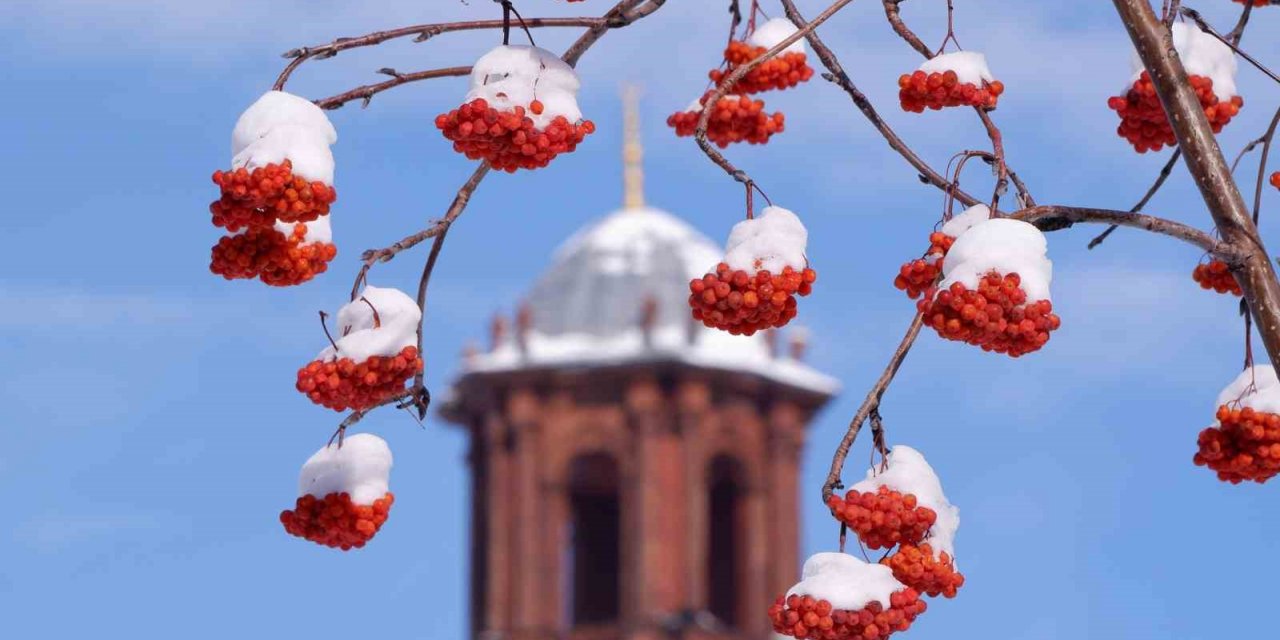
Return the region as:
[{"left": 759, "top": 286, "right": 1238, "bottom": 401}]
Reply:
[
  {"left": 1217, "top": 365, "right": 1280, "bottom": 415},
  {"left": 787, "top": 552, "right": 904, "bottom": 611},
  {"left": 724, "top": 206, "right": 808, "bottom": 274},
  {"left": 747, "top": 17, "right": 806, "bottom": 55},
  {"left": 297, "top": 433, "right": 392, "bottom": 505},
  {"left": 318, "top": 286, "right": 421, "bottom": 364},
  {"left": 852, "top": 446, "right": 960, "bottom": 560},
  {"left": 231, "top": 90, "right": 337, "bottom": 185}
]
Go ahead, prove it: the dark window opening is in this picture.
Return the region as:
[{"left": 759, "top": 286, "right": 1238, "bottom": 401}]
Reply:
[
  {"left": 566, "top": 453, "right": 622, "bottom": 626},
  {"left": 707, "top": 456, "right": 745, "bottom": 628}
]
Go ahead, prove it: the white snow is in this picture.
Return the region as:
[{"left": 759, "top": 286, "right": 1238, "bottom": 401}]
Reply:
[
  {"left": 297, "top": 433, "right": 392, "bottom": 505},
  {"left": 230, "top": 91, "right": 337, "bottom": 184},
  {"left": 1129, "top": 22, "right": 1238, "bottom": 101},
  {"left": 465, "top": 45, "right": 583, "bottom": 130},
  {"left": 940, "top": 204, "right": 990, "bottom": 238},
  {"left": 939, "top": 217, "right": 1053, "bottom": 303},
  {"left": 462, "top": 207, "right": 838, "bottom": 395},
  {"left": 918, "top": 51, "right": 995, "bottom": 87},
  {"left": 852, "top": 445, "right": 960, "bottom": 561},
  {"left": 722, "top": 206, "right": 809, "bottom": 274},
  {"left": 274, "top": 214, "right": 333, "bottom": 245},
  {"left": 747, "top": 17, "right": 806, "bottom": 56},
  {"left": 1217, "top": 365, "right": 1280, "bottom": 415},
  {"left": 318, "top": 286, "right": 421, "bottom": 364},
  {"left": 786, "top": 552, "right": 906, "bottom": 611}
]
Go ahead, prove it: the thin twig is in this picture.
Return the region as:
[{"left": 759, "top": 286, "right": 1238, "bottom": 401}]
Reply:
[
  {"left": 693, "top": 0, "right": 855, "bottom": 186},
  {"left": 314, "top": 66, "right": 471, "bottom": 110},
  {"left": 1017, "top": 204, "right": 1236, "bottom": 259},
  {"left": 1181, "top": 7, "right": 1280, "bottom": 86},
  {"left": 1088, "top": 150, "right": 1181, "bottom": 249},
  {"left": 820, "top": 313, "right": 923, "bottom": 504},
  {"left": 1250, "top": 107, "right": 1280, "bottom": 225},
  {"left": 780, "top": 0, "right": 984, "bottom": 208}
]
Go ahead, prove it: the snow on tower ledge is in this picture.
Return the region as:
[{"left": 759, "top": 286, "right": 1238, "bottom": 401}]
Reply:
[{"left": 460, "top": 206, "right": 838, "bottom": 395}]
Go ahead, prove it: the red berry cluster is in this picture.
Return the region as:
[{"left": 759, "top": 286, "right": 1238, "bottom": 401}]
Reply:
[
  {"left": 898, "top": 70, "right": 1004, "bottom": 112},
  {"left": 1270, "top": 171, "right": 1280, "bottom": 190},
  {"left": 1192, "top": 260, "right": 1242, "bottom": 296},
  {"left": 209, "top": 222, "right": 337, "bottom": 287},
  {"left": 1108, "top": 72, "right": 1243, "bottom": 153},
  {"left": 1195, "top": 405, "right": 1280, "bottom": 484},
  {"left": 688, "top": 262, "right": 816, "bottom": 335},
  {"left": 769, "top": 591, "right": 927, "bottom": 640},
  {"left": 296, "top": 346, "right": 422, "bottom": 412},
  {"left": 434, "top": 98, "right": 595, "bottom": 172},
  {"left": 280, "top": 491, "right": 395, "bottom": 550},
  {"left": 881, "top": 544, "right": 965, "bottom": 599},
  {"left": 210, "top": 160, "right": 336, "bottom": 231},
  {"left": 709, "top": 41, "right": 815, "bottom": 94},
  {"left": 826, "top": 486, "right": 937, "bottom": 550},
  {"left": 667, "top": 93, "right": 785, "bottom": 148},
  {"left": 894, "top": 232, "right": 956, "bottom": 299},
  {"left": 1232, "top": 1, "right": 1273, "bottom": 7},
  {"left": 918, "top": 273, "right": 1061, "bottom": 357}
]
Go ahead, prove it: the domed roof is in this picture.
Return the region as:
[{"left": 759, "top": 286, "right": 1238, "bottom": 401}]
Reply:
[{"left": 526, "top": 206, "right": 720, "bottom": 337}]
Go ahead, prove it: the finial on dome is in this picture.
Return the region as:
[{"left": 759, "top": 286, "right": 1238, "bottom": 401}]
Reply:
[{"left": 622, "top": 84, "right": 645, "bottom": 210}]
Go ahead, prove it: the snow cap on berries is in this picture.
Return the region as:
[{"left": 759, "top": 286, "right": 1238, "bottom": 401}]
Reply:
[
  {"left": 1129, "top": 23, "right": 1238, "bottom": 101},
  {"left": 940, "top": 217, "right": 1053, "bottom": 302},
  {"left": 230, "top": 91, "right": 337, "bottom": 184},
  {"left": 275, "top": 214, "right": 332, "bottom": 245},
  {"left": 787, "top": 552, "right": 906, "bottom": 611},
  {"left": 297, "top": 433, "right": 392, "bottom": 506},
  {"left": 918, "top": 51, "right": 995, "bottom": 87},
  {"left": 1218, "top": 365, "right": 1280, "bottom": 415},
  {"left": 722, "top": 206, "right": 808, "bottom": 274},
  {"left": 318, "top": 286, "right": 422, "bottom": 363},
  {"left": 466, "top": 44, "right": 583, "bottom": 129},
  {"left": 747, "top": 17, "right": 806, "bottom": 55},
  {"left": 852, "top": 446, "right": 960, "bottom": 560},
  {"left": 940, "top": 204, "right": 990, "bottom": 238}
]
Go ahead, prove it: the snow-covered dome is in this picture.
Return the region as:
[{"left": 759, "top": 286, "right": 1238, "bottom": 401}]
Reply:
[
  {"left": 463, "top": 206, "right": 837, "bottom": 395},
  {"left": 528, "top": 206, "right": 721, "bottom": 336}
]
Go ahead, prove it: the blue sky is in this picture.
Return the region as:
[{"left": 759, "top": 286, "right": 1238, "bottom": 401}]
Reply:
[{"left": 4, "top": 1, "right": 1280, "bottom": 638}]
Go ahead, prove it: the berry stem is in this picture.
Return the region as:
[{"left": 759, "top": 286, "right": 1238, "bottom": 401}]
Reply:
[
  {"left": 319, "top": 311, "right": 340, "bottom": 352},
  {"left": 359, "top": 296, "right": 382, "bottom": 329}
]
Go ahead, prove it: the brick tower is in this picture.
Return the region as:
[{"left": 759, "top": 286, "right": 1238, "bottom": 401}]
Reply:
[{"left": 442, "top": 88, "right": 836, "bottom": 640}]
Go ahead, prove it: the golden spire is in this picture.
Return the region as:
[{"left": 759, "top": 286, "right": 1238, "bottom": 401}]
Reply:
[{"left": 622, "top": 84, "right": 645, "bottom": 210}]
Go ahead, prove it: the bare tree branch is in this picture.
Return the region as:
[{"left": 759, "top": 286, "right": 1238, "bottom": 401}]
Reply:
[
  {"left": 314, "top": 66, "right": 472, "bottom": 111},
  {"left": 1088, "top": 150, "right": 1181, "bottom": 249},
  {"left": 779, "top": 0, "right": 983, "bottom": 208},
  {"left": 1114, "top": 0, "right": 1280, "bottom": 372},
  {"left": 1015, "top": 205, "right": 1235, "bottom": 258}
]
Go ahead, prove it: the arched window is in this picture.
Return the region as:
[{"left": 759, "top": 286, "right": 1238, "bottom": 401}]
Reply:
[
  {"left": 706, "top": 455, "right": 746, "bottom": 628},
  {"left": 565, "top": 452, "right": 622, "bottom": 626}
]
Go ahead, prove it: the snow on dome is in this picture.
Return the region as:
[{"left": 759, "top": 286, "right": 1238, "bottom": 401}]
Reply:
[
  {"left": 919, "top": 51, "right": 995, "bottom": 87},
  {"left": 722, "top": 205, "right": 808, "bottom": 274},
  {"left": 275, "top": 214, "right": 332, "bottom": 245},
  {"left": 318, "top": 286, "right": 421, "bottom": 363},
  {"left": 297, "top": 433, "right": 392, "bottom": 506},
  {"left": 462, "top": 207, "right": 839, "bottom": 395},
  {"left": 940, "top": 217, "right": 1053, "bottom": 303},
  {"left": 852, "top": 445, "right": 960, "bottom": 560},
  {"left": 787, "top": 552, "right": 906, "bottom": 611},
  {"left": 1217, "top": 365, "right": 1280, "bottom": 415},
  {"left": 1129, "top": 22, "right": 1238, "bottom": 101},
  {"left": 232, "top": 90, "right": 337, "bottom": 156},
  {"left": 940, "top": 204, "right": 990, "bottom": 238},
  {"left": 465, "top": 44, "right": 584, "bottom": 130},
  {"left": 748, "top": 17, "right": 806, "bottom": 55}
]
